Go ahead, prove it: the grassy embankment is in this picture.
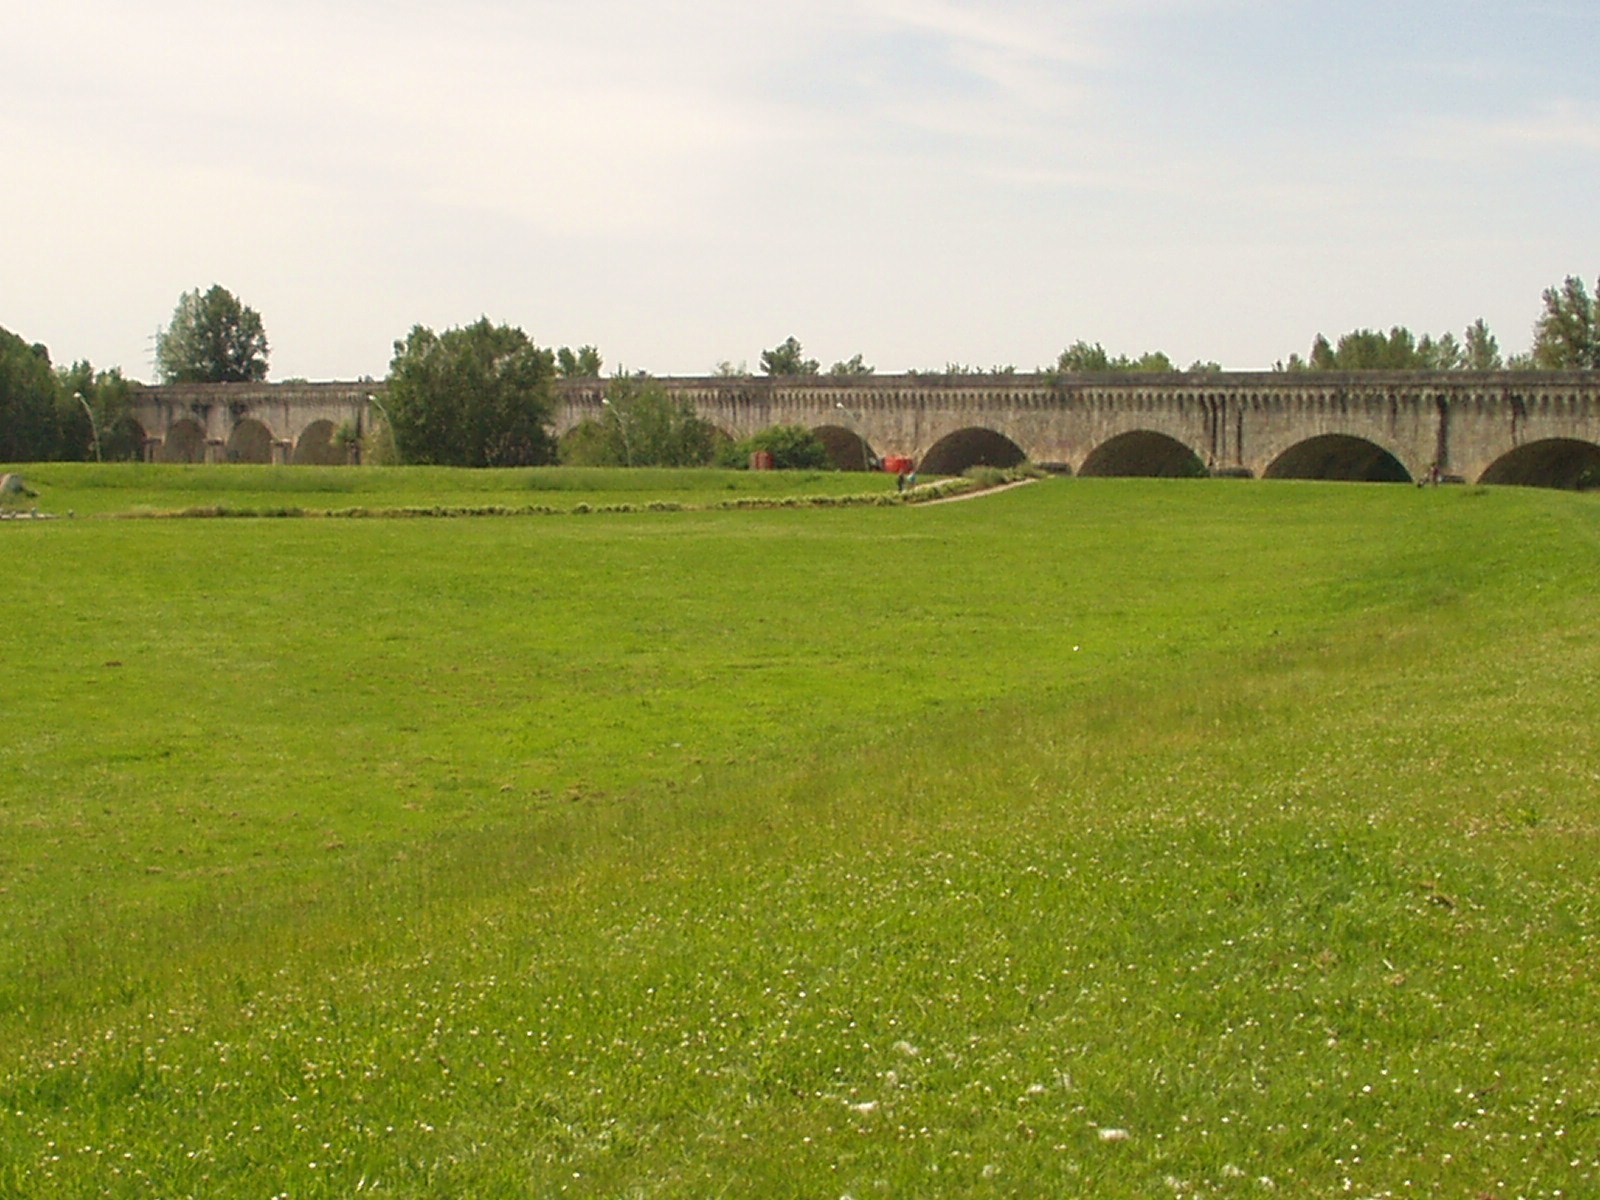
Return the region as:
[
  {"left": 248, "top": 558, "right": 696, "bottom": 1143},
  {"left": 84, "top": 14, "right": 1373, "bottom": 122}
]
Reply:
[
  {"left": 1, "top": 472, "right": 1598, "bottom": 1198},
  {"left": 1, "top": 462, "right": 903, "bottom": 518}
]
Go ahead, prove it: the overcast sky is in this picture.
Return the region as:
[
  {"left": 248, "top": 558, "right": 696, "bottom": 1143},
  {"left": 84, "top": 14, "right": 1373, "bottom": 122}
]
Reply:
[{"left": 4, "top": 1, "right": 1597, "bottom": 380}]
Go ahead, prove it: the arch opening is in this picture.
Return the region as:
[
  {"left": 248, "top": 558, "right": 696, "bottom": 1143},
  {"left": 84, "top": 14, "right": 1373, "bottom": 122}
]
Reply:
[
  {"left": 293, "top": 419, "right": 346, "bottom": 466},
  {"left": 1079, "top": 431, "right": 1206, "bottom": 478},
  {"left": 226, "top": 419, "right": 274, "bottom": 464},
  {"left": 813, "top": 423, "right": 877, "bottom": 471},
  {"left": 919, "top": 427, "right": 1026, "bottom": 476},
  {"left": 1479, "top": 438, "right": 1600, "bottom": 489},
  {"left": 1264, "top": 435, "right": 1412, "bottom": 483},
  {"left": 159, "top": 418, "right": 207, "bottom": 463},
  {"left": 103, "top": 416, "right": 148, "bottom": 463}
]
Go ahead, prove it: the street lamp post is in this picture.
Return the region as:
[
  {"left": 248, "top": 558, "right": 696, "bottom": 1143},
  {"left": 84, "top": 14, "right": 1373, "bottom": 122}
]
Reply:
[
  {"left": 74, "top": 392, "right": 102, "bottom": 462},
  {"left": 601, "top": 397, "right": 633, "bottom": 466}
]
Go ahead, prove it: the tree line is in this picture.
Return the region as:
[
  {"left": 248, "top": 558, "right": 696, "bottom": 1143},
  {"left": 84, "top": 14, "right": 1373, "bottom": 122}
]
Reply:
[
  {"left": 386, "top": 321, "right": 830, "bottom": 469},
  {"left": 5, "top": 275, "right": 1599, "bottom": 466},
  {"left": 0, "top": 330, "right": 142, "bottom": 463}
]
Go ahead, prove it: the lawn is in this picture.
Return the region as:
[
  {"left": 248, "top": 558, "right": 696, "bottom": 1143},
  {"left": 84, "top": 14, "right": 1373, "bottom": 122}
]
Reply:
[
  {"left": 1, "top": 463, "right": 901, "bottom": 518},
  {"left": 1, "top": 473, "right": 1597, "bottom": 1198}
]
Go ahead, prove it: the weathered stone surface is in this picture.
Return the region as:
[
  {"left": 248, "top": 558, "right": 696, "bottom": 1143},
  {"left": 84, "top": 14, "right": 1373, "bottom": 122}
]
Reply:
[{"left": 128, "top": 373, "right": 1600, "bottom": 486}]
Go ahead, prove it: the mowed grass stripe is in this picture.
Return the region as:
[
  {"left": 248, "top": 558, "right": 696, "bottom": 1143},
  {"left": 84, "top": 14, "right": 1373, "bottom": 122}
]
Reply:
[{"left": 2, "top": 462, "right": 903, "bottom": 517}]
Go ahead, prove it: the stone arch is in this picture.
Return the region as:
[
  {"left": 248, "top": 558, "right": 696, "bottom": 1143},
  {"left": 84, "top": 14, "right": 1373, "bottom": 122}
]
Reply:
[
  {"left": 1478, "top": 438, "right": 1600, "bottom": 489},
  {"left": 1263, "top": 435, "right": 1412, "bottom": 483},
  {"left": 294, "top": 419, "right": 346, "bottom": 466},
  {"left": 159, "top": 418, "right": 207, "bottom": 463},
  {"left": 104, "top": 416, "right": 149, "bottom": 463},
  {"left": 813, "top": 423, "right": 876, "bottom": 471},
  {"left": 226, "top": 418, "right": 274, "bottom": 464},
  {"left": 918, "top": 427, "right": 1026, "bottom": 476},
  {"left": 1079, "top": 431, "right": 1207, "bottom": 478}
]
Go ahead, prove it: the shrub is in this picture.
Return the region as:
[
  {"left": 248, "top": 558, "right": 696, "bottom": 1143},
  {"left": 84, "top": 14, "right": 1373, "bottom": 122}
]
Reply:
[
  {"left": 561, "top": 378, "right": 722, "bottom": 467},
  {"left": 721, "top": 425, "right": 832, "bottom": 470}
]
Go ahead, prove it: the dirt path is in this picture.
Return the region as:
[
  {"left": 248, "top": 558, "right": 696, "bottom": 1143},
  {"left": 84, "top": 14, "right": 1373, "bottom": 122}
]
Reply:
[{"left": 911, "top": 477, "right": 1042, "bottom": 506}]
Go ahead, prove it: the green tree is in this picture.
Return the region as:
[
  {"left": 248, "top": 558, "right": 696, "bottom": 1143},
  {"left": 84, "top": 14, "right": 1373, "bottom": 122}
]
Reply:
[
  {"left": 156, "top": 285, "right": 270, "bottom": 382},
  {"left": 920, "top": 362, "right": 1020, "bottom": 376},
  {"left": 1049, "top": 341, "right": 1179, "bottom": 375},
  {"left": 555, "top": 345, "right": 604, "bottom": 378},
  {"left": 1463, "top": 318, "right": 1503, "bottom": 370},
  {"left": 554, "top": 419, "right": 614, "bottom": 467},
  {"left": 1305, "top": 326, "right": 1439, "bottom": 370},
  {"left": 560, "top": 377, "right": 720, "bottom": 467},
  {"left": 1417, "top": 332, "right": 1464, "bottom": 371},
  {"left": 721, "top": 425, "right": 831, "bottom": 470},
  {"left": 1132, "top": 350, "right": 1177, "bottom": 372},
  {"left": 1531, "top": 275, "right": 1599, "bottom": 369},
  {"left": 386, "top": 318, "right": 557, "bottom": 466},
  {"left": 1320, "top": 327, "right": 1420, "bottom": 369},
  {"left": 828, "top": 354, "right": 874, "bottom": 377},
  {"left": 1298, "top": 322, "right": 1506, "bottom": 371},
  {"left": 760, "top": 337, "right": 819, "bottom": 376},
  {"left": 1053, "top": 340, "right": 1113, "bottom": 373},
  {"left": 0, "top": 328, "right": 61, "bottom": 461},
  {"left": 56, "top": 362, "right": 142, "bottom": 461}
]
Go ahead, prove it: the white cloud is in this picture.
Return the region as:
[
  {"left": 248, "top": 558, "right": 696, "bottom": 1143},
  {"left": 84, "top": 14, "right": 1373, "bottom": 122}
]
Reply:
[
  {"left": 1407, "top": 101, "right": 1600, "bottom": 169},
  {"left": 866, "top": 0, "right": 1104, "bottom": 73},
  {"left": 1472, "top": 102, "right": 1600, "bottom": 154}
]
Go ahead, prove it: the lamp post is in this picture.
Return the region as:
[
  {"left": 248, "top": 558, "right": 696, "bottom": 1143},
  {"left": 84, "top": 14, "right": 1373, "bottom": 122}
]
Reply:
[
  {"left": 835, "top": 402, "right": 870, "bottom": 472},
  {"left": 74, "top": 392, "right": 102, "bottom": 462},
  {"left": 601, "top": 397, "right": 633, "bottom": 466}
]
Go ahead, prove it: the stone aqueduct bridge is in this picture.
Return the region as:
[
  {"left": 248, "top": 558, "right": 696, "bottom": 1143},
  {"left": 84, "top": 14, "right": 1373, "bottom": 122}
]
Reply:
[{"left": 129, "top": 372, "right": 1600, "bottom": 487}]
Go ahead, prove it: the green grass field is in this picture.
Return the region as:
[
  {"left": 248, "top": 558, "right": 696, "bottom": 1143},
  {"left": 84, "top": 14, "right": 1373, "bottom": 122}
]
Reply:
[
  {"left": 2, "top": 470, "right": 1598, "bottom": 1198},
  {"left": 2, "top": 463, "right": 902, "bottom": 517}
]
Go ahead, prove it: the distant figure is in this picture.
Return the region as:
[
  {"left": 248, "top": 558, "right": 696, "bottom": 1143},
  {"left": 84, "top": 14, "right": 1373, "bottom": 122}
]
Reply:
[{"left": 896, "top": 472, "right": 907, "bottom": 493}]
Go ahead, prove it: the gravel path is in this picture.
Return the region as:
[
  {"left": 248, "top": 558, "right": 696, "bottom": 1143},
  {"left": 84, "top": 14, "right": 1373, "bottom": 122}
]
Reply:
[{"left": 912, "top": 477, "right": 1042, "bottom": 506}]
